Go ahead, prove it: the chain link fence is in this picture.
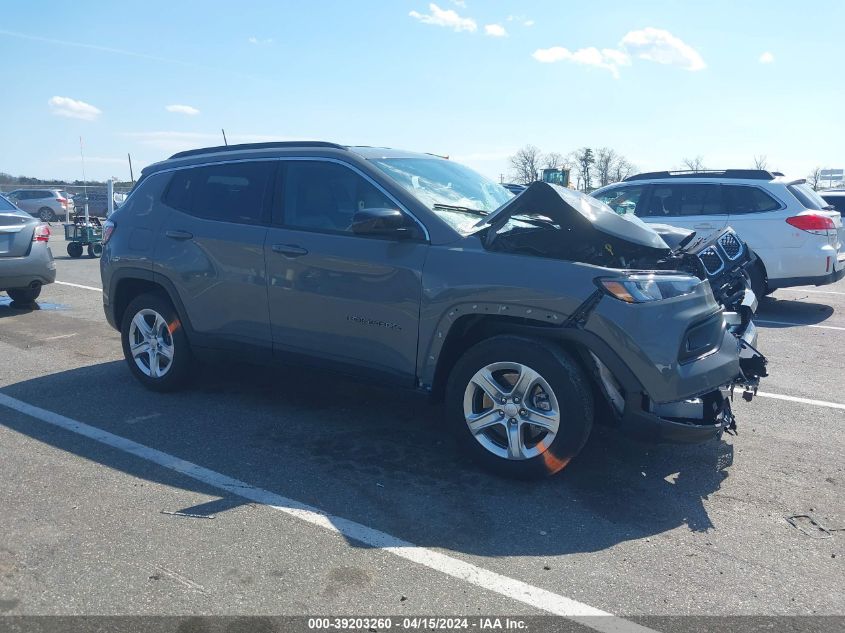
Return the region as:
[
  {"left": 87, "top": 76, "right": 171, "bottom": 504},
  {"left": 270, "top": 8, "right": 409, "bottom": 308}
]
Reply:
[{"left": 0, "top": 182, "right": 134, "bottom": 218}]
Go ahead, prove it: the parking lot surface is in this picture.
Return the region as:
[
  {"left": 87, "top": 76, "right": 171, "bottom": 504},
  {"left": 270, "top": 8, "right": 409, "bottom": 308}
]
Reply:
[{"left": 1, "top": 235, "right": 843, "bottom": 626}]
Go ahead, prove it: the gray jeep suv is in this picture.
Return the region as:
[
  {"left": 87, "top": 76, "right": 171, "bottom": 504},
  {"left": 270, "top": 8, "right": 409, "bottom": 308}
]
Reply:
[{"left": 100, "top": 142, "right": 765, "bottom": 478}]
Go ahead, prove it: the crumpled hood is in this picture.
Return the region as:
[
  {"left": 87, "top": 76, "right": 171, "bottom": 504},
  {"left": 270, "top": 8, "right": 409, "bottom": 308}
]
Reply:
[{"left": 480, "top": 181, "right": 670, "bottom": 251}]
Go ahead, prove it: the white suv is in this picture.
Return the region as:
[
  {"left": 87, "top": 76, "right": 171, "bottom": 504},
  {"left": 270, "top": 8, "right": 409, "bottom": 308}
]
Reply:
[{"left": 592, "top": 170, "right": 844, "bottom": 296}]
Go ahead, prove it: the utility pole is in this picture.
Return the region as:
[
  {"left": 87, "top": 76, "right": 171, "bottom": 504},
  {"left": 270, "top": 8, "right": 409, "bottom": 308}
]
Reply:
[
  {"left": 222, "top": 129, "right": 228, "bottom": 146},
  {"left": 127, "top": 153, "right": 135, "bottom": 184}
]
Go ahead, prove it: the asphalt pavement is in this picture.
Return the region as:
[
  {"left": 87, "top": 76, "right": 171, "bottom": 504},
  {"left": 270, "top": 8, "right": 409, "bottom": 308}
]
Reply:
[{"left": 0, "top": 235, "right": 842, "bottom": 630}]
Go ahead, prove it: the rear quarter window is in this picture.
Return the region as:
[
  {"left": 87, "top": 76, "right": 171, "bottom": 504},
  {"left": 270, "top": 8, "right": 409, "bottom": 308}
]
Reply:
[{"left": 788, "top": 183, "right": 829, "bottom": 211}]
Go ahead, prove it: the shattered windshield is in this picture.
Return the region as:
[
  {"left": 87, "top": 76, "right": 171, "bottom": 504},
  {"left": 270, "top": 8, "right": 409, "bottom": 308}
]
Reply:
[{"left": 370, "top": 157, "right": 513, "bottom": 234}]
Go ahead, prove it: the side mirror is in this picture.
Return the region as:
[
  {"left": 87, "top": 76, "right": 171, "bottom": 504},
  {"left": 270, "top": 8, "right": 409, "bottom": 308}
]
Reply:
[{"left": 350, "top": 207, "right": 416, "bottom": 238}]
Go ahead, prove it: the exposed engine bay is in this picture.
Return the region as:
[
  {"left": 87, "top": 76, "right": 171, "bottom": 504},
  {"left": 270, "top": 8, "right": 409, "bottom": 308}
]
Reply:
[{"left": 479, "top": 181, "right": 768, "bottom": 436}]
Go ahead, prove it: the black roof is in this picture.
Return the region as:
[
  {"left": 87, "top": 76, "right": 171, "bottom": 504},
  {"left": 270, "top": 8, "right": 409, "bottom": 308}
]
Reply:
[
  {"left": 168, "top": 141, "right": 347, "bottom": 160},
  {"left": 624, "top": 169, "right": 783, "bottom": 182}
]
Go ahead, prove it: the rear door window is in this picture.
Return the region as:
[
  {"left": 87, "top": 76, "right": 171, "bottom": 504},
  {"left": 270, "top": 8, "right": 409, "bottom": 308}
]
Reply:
[
  {"left": 163, "top": 161, "right": 274, "bottom": 224},
  {"left": 723, "top": 186, "right": 781, "bottom": 214},
  {"left": 646, "top": 184, "right": 722, "bottom": 217}
]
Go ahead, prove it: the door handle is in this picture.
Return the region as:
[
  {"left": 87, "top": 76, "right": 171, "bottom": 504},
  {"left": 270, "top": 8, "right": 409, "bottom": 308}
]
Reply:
[
  {"left": 271, "top": 243, "right": 308, "bottom": 258},
  {"left": 165, "top": 230, "right": 193, "bottom": 240}
]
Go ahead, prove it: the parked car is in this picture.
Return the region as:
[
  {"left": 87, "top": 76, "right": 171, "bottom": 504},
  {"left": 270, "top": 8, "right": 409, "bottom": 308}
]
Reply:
[
  {"left": 72, "top": 191, "right": 124, "bottom": 217},
  {"left": 100, "top": 142, "right": 766, "bottom": 478},
  {"left": 592, "top": 170, "right": 845, "bottom": 297},
  {"left": 4, "top": 188, "right": 73, "bottom": 222},
  {"left": 0, "top": 194, "right": 56, "bottom": 303},
  {"left": 820, "top": 189, "right": 845, "bottom": 214}
]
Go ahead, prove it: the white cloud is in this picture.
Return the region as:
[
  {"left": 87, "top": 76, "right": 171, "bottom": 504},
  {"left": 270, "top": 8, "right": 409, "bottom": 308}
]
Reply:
[
  {"left": 759, "top": 51, "right": 775, "bottom": 64},
  {"left": 451, "top": 0, "right": 466, "bottom": 6},
  {"left": 620, "top": 27, "right": 705, "bottom": 71},
  {"left": 409, "top": 3, "right": 477, "bottom": 32},
  {"left": 165, "top": 104, "right": 200, "bottom": 116},
  {"left": 48, "top": 96, "right": 102, "bottom": 121},
  {"left": 484, "top": 24, "right": 507, "bottom": 37},
  {"left": 507, "top": 14, "right": 534, "bottom": 27},
  {"left": 532, "top": 46, "right": 631, "bottom": 79},
  {"left": 247, "top": 36, "right": 274, "bottom": 45}
]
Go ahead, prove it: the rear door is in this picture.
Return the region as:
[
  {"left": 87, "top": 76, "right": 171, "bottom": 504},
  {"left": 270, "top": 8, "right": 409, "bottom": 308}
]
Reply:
[
  {"left": 722, "top": 184, "right": 789, "bottom": 257},
  {"left": 638, "top": 183, "right": 728, "bottom": 236},
  {"left": 0, "top": 199, "right": 36, "bottom": 258},
  {"left": 264, "top": 159, "right": 428, "bottom": 384},
  {"left": 154, "top": 160, "right": 275, "bottom": 356}
]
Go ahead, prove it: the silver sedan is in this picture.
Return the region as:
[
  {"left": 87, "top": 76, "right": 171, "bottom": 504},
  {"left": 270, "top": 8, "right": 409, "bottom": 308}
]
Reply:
[{"left": 0, "top": 195, "right": 56, "bottom": 303}]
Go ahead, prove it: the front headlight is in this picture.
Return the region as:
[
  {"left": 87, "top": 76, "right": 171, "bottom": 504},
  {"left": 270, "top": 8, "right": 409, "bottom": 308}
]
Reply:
[{"left": 598, "top": 274, "right": 703, "bottom": 303}]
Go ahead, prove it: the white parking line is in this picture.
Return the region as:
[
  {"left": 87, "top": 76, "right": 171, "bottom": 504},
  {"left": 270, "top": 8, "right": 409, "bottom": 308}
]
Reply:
[
  {"left": 42, "top": 333, "right": 78, "bottom": 341},
  {"left": 0, "top": 392, "right": 654, "bottom": 633},
  {"left": 54, "top": 280, "right": 102, "bottom": 292},
  {"left": 756, "top": 319, "right": 845, "bottom": 332},
  {"left": 775, "top": 288, "right": 845, "bottom": 296},
  {"left": 756, "top": 391, "right": 845, "bottom": 411}
]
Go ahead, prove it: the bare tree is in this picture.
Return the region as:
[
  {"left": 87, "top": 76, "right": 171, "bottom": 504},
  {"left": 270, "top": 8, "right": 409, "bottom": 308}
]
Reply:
[
  {"left": 681, "top": 156, "right": 706, "bottom": 172},
  {"left": 611, "top": 157, "right": 636, "bottom": 183},
  {"left": 752, "top": 155, "right": 768, "bottom": 170},
  {"left": 807, "top": 166, "right": 823, "bottom": 191},
  {"left": 544, "top": 152, "right": 566, "bottom": 170},
  {"left": 594, "top": 148, "right": 619, "bottom": 188},
  {"left": 509, "top": 145, "right": 544, "bottom": 184}
]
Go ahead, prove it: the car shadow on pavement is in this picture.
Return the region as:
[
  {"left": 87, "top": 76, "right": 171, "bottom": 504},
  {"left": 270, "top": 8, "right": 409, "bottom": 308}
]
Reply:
[
  {"left": 1, "top": 359, "right": 733, "bottom": 558},
  {"left": 0, "top": 296, "right": 69, "bottom": 318},
  {"left": 756, "top": 296, "right": 835, "bottom": 326}
]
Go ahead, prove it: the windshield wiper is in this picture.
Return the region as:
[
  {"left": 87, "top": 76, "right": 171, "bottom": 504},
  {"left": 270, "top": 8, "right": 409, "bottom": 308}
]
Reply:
[{"left": 433, "top": 203, "right": 488, "bottom": 216}]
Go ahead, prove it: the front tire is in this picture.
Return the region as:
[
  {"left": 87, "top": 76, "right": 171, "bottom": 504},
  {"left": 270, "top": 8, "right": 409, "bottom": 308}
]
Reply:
[
  {"left": 749, "top": 261, "right": 768, "bottom": 299},
  {"left": 7, "top": 285, "right": 42, "bottom": 304},
  {"left": 67, "top": 242, "right": 83, "bottom": 258},
  {"left": 446, "top": 335, "right": 593, "bottom": 479},
  {"left": 121, "top": 293, "right": 192, "bottom": 392}
]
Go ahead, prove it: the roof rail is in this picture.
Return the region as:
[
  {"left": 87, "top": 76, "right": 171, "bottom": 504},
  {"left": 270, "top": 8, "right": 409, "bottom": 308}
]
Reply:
[
  {"left": 624, "top": 169, "right": 778, "bottom": 182},
  {"left": 168, "top": 141, "right": 347, "bottom": 160}
]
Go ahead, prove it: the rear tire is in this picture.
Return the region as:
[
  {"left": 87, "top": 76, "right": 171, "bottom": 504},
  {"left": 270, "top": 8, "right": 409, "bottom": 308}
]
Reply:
[
  {"left": 67, "top": 242, "right": 83, "bottom": 258},
  {"left": 121, "top": 293, "right": 192, "bottom": 392},
  {"left": 7, "top": 285, "right": 41, "bottom": 304},
  {"left": 38, "top": 207, "right": 56, "bottom": 222},
  {"left": 446, "top": 335, "right": 593, "bottom": 479},
  {"left": 87, "top": 243, "right": 103, "bottom": 258}
]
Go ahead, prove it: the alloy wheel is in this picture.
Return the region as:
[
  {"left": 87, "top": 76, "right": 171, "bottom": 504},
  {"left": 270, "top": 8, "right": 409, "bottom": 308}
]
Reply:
[
  {"left": 128, "top": 308, "right": 175, "bottom": 378},
  {"left": 462, "top": 361, "right": 561, "bottom": 460}
]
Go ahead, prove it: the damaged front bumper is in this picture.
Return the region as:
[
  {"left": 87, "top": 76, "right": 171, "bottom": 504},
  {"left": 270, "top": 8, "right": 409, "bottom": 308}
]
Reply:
[{"left": 588, "top": 303, "right": 768, "bottom": 444}]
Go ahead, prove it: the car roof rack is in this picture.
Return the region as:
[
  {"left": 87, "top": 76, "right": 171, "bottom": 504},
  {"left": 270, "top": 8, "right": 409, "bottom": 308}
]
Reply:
[
  {"left": 169, "top": 141, "right": 347, "bottom": 160},
  {"left": 624, "top": 169, "right": 779, "bottom": 182}
]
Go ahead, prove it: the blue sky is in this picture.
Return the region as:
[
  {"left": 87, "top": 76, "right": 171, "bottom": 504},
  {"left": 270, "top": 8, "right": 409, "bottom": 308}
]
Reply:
[{"left": 1, "top": 0, "right": 843, "bottom": 182}]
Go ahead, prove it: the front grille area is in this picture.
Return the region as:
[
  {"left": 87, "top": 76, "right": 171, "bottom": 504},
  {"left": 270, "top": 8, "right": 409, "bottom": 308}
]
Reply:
[
  {"left": 698, "top": 247, "right": 724, "bottom": 276},
  {"left": 719, "top": 232, "right": 743, "bottom": 259}
]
